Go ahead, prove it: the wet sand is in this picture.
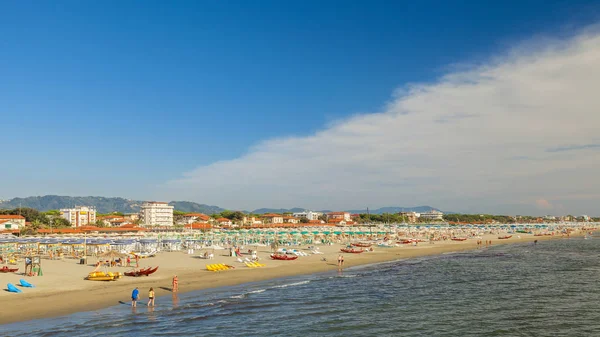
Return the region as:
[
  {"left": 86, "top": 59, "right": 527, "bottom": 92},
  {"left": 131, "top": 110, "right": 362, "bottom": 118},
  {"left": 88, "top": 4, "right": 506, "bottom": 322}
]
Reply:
[{"left": 0, "top": 233, "right": 573, "bottom": 325}]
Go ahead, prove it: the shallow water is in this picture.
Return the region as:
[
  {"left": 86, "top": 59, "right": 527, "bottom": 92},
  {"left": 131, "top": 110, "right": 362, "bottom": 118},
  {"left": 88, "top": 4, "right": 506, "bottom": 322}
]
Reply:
[{"left": 3, "top": 238, "right": 600, "bottom": 336}]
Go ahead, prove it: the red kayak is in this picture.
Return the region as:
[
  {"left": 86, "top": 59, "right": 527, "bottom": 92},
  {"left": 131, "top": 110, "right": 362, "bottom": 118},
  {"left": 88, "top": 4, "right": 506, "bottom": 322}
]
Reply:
[
  {"left": 451, "top": 238, "right": 467, "bottom": 241},
  {"left": 125, "top": 266, "right": 159, "bottom": 277},
  {"left": 351, "top": 243, "right": 372, "bottom": 248},
  {"left": 498, "top": 235, "right": 512, "bottom": 239},
  {"left": 270, "top": 254, "right": 298, "bottom": 260},
  {"left": 340, "top": 248, "right": 364, "bottom": 254},
  {"left": 142, "top": 266, "right": 159, "bottom": 276},
  {"left": 124, "top": 270, "right": 143, "bottom": 277},
  {"left": 0, "top": 266, "right": 18, "bottom": 273}
]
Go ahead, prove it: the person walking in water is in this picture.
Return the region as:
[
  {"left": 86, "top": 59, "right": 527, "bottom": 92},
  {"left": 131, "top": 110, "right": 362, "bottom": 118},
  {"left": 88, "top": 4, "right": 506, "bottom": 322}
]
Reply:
[
  {"left": 337, "top": 255, "right": 344, "bottom": 269},
  {"left": 147, "top": 287, "right": 155, "bottom": 307},
  {"left": 131, "top": 287, "right": 139, "bottom": 307},
  {"left": 172, "top": 275, "right": 178, "bottom": 292}
]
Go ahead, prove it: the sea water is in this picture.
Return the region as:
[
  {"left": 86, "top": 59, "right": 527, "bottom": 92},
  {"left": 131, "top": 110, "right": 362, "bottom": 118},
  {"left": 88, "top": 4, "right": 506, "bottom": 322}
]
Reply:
[{"left": 3, "top": 238, "right": 600, "bottom": 336}]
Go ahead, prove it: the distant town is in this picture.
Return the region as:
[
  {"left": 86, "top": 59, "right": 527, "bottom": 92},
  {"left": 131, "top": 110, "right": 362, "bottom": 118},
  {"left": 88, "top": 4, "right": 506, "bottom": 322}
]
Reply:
[{"left": 0, "top": 200, "right": 597, "bottom": 235}]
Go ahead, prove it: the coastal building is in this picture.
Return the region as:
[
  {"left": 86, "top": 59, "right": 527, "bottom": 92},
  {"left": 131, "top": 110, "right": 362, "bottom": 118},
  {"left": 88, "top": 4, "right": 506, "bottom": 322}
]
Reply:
[
  {"left": 0, "top": 220, "right": 21, "bottom": 231},
  {"left": 216, "top": 217, "right": 233, "bottom": 227},
  {"left": 139, "top": 202, "right": 174, "bottom": 227},
  {"left": 327, "top": 212, "right": 351, "bottom": 222},
  {"left": 124, "top": 213, "right": 140, "bottom": 221},
  {"left": 98, "top": 215, "right": 129, "bottom": 227},
  {"left": 328, "top": 218, "right": 347, "bottom": 226},
  {"left": 292, "top": 211, "right": 323, "bottom": 221},
  {"left": 283, "top": 216, "right": 300, "bottom": 224},
  {"left": 262, "top": 213, "right": 284, "bottom": 224},
  {"left": 242, "top": 216, "right": 263, "bottom": 226},
  {"left": 180, "top": 213, "right": 210, "bottom": 225},
  {"left": 60, "top": 206, "right": 97, "bottom": 227},
  {"left": 0, "top": 214, "right": 26, "bottom": 227},
  {"left": 420, "top": 210, "right": 444, "bottom": 221},
  {"left": 398, "top": 212, "right": 419, "bottom": 223}
]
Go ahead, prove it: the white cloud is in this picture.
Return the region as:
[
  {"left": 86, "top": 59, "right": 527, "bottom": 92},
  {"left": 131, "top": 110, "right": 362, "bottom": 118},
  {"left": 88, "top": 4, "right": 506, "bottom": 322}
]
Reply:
[{"left": 164, "top": 27, "right": 600, "bottom": 215}]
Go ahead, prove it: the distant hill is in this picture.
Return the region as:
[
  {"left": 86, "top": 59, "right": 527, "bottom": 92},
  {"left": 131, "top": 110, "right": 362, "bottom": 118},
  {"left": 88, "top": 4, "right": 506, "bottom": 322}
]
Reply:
[
  {"left": 252, "top": 207, "right": 306, "bottom": 214},
  {"left": 0, "top": 196, "right": 225, "bottom": 214},
  {"left": 344, "top": 206, "right": 444, "bottom": 214},
  {"left": 0, "top": 196, "right": 444, "bottom": 216},
  {"left": 253, "top": 206, "right": 444, "bottom": 215},
  {"left": 168, "top": 201, "right": 225, "bottom": 214}
]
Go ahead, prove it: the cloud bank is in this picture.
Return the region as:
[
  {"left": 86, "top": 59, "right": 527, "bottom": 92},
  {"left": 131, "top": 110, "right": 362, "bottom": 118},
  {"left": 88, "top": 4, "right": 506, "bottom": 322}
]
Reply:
[{"left": 164, "top": 27, "right": 600, "bottom": 215}]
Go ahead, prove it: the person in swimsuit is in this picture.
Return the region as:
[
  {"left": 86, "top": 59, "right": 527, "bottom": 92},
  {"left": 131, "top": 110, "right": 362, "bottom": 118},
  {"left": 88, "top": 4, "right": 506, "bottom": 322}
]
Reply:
[
  {"left": 172, "top": 275, "right": 178, "bottom": 292},
  {"left": 131, "top": 287, "right": 139, "bottom": 307},
  {"left": 147, "top": 287, "right": 155, "bottom": 307}
]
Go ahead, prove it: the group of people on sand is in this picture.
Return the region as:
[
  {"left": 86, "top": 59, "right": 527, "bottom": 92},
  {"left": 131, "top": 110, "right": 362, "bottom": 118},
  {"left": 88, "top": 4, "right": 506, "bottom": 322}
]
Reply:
[
  {"left": 130, "top": 275, "right": 178, "bottom": 307},
  {"left": 131, "top": 287, "right": 155, "bottom": 307},
  {"left": 476, "top": 240, "right": 492, "bottom": 248}
]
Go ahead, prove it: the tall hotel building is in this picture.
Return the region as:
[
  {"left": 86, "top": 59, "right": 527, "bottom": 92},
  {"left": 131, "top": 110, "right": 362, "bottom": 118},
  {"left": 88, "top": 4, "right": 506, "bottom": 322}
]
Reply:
[
  {"left": 60, "top": 206, "right": 97, "bottom": 227},
  {"left": 140, "top": 201, "right": 174, "bottom": 226}
]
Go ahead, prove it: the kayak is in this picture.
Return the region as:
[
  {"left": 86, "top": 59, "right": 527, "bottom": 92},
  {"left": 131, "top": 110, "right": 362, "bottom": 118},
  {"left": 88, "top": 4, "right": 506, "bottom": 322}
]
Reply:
[
  {"left": 340, "top": 248, "right": 364, "bottom": 254},
  {"left": 270, "top": 254, "right": 298, "bottom": 260},
  {"left": 0, "top": 266, "right": 18, "bottom": 273}
]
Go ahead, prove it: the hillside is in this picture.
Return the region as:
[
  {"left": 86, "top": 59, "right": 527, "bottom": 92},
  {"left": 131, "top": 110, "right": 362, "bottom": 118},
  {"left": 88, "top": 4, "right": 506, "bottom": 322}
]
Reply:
[
  {"left": 0, "top": 196, "right": 225, "bottom": 214},
  {"left": 345, "top": 206, "right": 444, "bottom": 214},
  {"left": 0, "top": 195, "right": 444, "bottom": 215}
]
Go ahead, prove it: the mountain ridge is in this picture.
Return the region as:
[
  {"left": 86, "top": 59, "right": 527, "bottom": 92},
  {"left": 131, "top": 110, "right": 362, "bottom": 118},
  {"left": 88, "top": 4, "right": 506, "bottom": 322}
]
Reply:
[{"left": 0, "top": 195, "right": 444, "bottom": 215}]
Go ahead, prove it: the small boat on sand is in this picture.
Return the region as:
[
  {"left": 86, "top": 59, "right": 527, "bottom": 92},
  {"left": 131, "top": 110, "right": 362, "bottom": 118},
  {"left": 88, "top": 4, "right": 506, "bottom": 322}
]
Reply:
[
  {"left": 125, "top": 266, "right": 159, "bottom": 277},
  {"left": 351, "top": 242, "right": 372, "bottom": 248},
  {"left": 0, "top": 266, "right": 18, "bottom": 273},
  {"left": 270, "top": 254, "right": 298, "bottom": 260},
  {"left": 85, "top": 271, "right": 121, "bottom": 281},
  {"left": 451, "top": 237, "right": 467, "bottom": 241},
  {"left": 498, "top": 235, "right": 512, "bottom": 239},
  {"left": 340, "top": 248, "right": 364, "bottom": 254}
]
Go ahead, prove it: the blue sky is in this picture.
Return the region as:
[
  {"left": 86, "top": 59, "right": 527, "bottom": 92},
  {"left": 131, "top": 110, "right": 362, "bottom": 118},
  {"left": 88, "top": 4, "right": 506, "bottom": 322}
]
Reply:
[{"left": 2, "top": 1, "right": 600, "bottom": 214}]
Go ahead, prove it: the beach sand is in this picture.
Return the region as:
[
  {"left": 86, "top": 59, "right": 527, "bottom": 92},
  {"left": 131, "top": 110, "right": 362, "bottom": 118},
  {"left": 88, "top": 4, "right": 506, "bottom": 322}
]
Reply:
[{"left": 0, "top": 233, "right": 573, "bottom": 325}]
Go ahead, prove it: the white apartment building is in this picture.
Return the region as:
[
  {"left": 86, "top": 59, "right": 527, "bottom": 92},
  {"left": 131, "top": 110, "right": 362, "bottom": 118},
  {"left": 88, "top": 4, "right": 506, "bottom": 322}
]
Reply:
[
  {"left": 419, "top": 210, "right": 444, "bottom": 221},
  {"left": 292, "top": 211, "right": 323, "bottom": 221},
  {"left": 60, "top": 206, "right": 97, "bottom": 227},
  {"left": 140, "top": 201, "right": 174, "bottom": 226}
]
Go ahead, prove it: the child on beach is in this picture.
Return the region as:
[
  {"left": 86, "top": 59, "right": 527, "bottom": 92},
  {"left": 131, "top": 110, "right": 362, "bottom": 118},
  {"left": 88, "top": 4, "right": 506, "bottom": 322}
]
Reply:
[
  {"left": 172, "top": 275, "right": 178, "bottom": 292},
  {"left": 148, "top": 287, "right": 155, "bottom": 307}
]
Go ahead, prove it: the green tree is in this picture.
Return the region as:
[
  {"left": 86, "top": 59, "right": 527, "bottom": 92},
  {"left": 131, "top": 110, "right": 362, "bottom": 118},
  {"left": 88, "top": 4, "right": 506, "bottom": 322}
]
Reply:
[
  {"left": 299, "top": 217, "right": 309, "bottom": 223},
  {"left": 52, "top": 218, "right": 72, "bottom": 228}
]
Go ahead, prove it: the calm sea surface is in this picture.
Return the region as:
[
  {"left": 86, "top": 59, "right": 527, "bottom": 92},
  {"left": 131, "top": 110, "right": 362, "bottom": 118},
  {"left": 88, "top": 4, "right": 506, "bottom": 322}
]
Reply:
[{"left": 3, "top": 237, "right": 600, "bottom": 337}]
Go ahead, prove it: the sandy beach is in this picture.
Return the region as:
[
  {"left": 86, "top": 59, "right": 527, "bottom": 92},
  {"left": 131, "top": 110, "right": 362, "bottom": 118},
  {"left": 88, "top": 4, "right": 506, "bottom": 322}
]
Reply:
[{"left": 0, "top": 233, "right": 575, "bottom": 325}]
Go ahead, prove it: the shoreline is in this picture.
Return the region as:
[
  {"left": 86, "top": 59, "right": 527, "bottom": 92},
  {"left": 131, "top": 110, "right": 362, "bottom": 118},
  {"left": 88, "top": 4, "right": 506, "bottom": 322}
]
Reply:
[{"left": 0, "top": 234, "right": 577, "bottom": 325}]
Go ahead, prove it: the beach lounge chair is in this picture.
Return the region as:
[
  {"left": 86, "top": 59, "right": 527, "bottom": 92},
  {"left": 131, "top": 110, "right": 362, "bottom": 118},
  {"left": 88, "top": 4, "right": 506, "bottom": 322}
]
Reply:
[
  {"left": 7, "top": 283, "right": 21, "bottom": 293},
  {"left": 236, "top": 258, "right": 244, "bottom": 263},
  {"left": 19, "top": 279, "right": 34, "bottom": 288}
]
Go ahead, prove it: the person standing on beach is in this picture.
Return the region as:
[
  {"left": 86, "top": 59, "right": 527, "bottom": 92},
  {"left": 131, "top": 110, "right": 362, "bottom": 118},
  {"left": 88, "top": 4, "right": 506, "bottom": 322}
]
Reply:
[
  {"left": 126, "top": 256, "right": 131, "bottom": 267},
  {"left": 147, "top": 287, "right": 155, "bottom": 307},
  {"left": 135, "top": 255, "right": 140, "bottom": 268},
  {"left": 131, "top": 287, "right": 140, "bottom": 307},
  {"left": 172, "top": 275, "right": 178, "bottom": 292}
]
